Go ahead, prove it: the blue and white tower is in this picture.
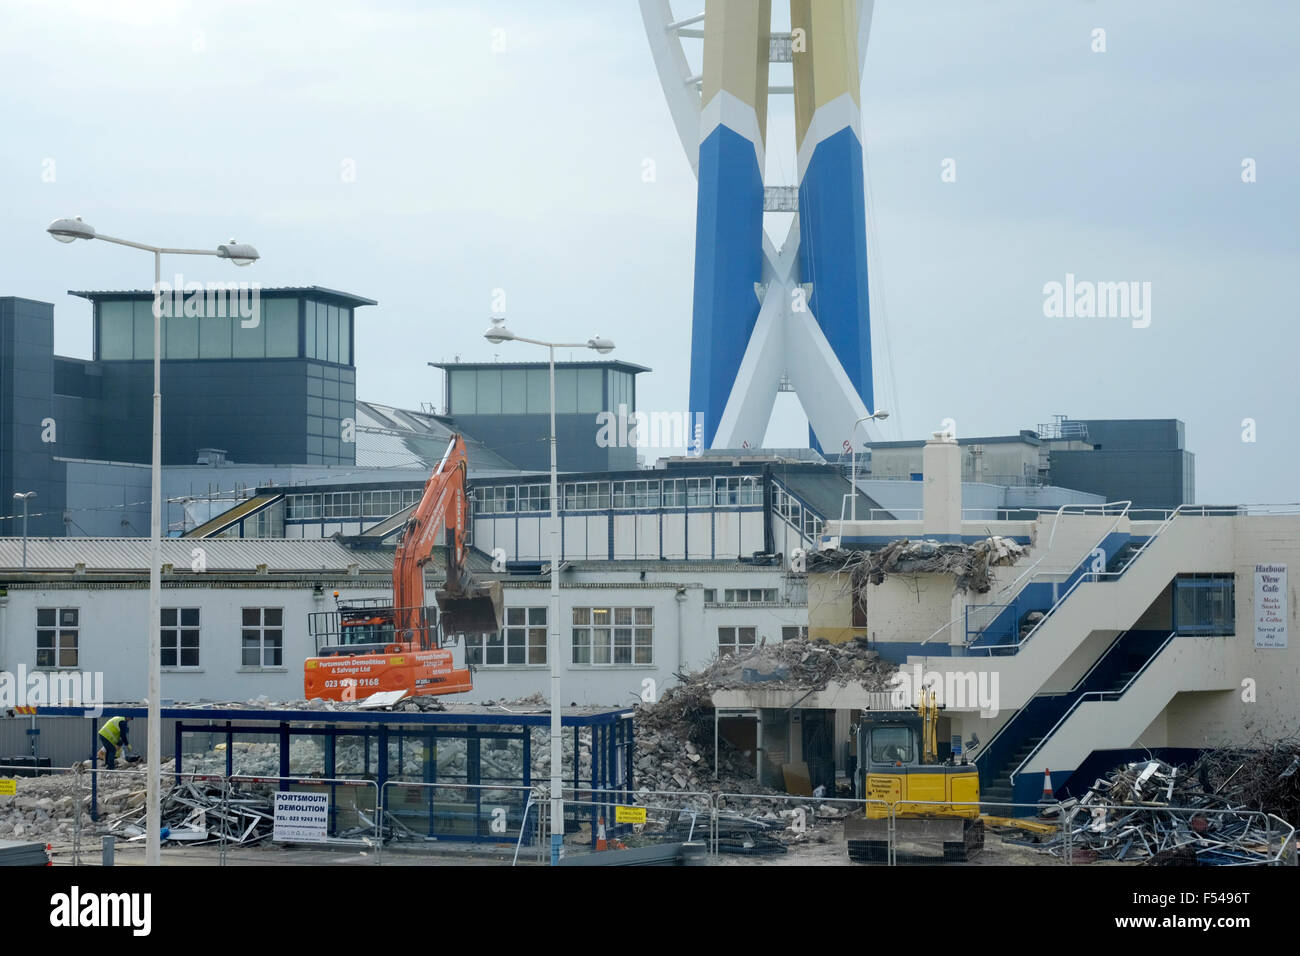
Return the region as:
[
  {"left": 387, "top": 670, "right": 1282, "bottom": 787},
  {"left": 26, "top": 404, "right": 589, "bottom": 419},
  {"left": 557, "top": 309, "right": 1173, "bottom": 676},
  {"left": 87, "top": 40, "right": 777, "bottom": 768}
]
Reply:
[{"left": 641, "top": 0, "right": 881, "bottom": 452}]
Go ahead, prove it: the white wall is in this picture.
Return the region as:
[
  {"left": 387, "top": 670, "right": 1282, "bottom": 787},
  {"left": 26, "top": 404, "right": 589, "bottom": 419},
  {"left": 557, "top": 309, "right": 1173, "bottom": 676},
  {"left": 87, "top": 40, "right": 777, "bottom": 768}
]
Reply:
[{"left": 0, "top": 567, "right": 808, "bottom": 708}]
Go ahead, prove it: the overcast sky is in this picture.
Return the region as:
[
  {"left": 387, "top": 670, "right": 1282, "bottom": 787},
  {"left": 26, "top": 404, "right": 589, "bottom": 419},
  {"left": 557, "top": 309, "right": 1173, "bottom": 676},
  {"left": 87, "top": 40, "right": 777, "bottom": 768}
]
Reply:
[{"left": 2, "top": 0, "right": 1296, "bottom": 502}]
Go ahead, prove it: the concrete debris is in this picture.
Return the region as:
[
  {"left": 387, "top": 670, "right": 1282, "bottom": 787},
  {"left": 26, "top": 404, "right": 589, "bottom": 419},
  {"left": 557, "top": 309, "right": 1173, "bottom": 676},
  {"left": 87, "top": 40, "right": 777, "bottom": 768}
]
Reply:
[
  {"left": 631, "top": 638, "right": 891, "bottom": 797},
  {"left": 812, "top": 535, "right": 1025, "bottom": 594},
  {"left": 1037, "top": 755, "right": 1296, "bottom": 865}
]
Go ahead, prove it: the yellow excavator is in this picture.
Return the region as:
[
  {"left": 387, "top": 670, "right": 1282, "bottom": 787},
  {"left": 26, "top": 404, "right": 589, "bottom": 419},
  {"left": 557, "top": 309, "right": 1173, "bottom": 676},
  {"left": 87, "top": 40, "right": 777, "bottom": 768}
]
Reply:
[{"left": 846, "top": 689, "right": 984, "bottom": 863}]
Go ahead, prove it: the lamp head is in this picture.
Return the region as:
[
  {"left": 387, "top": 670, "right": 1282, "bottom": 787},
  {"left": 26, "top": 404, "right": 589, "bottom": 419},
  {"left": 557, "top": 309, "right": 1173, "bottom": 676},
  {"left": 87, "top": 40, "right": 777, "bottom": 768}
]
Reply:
[
  {"left": 484, "top": 316, "right": 514, "bottom": 345},
  {"left": 216, "top": 241, "right": 259, "bottom": 266},
  {"left": 47, "top": 216, "right": 95, "bottom": 243},
  {"left": 587, "top": 335, "right": 614, "bottom": 355}
]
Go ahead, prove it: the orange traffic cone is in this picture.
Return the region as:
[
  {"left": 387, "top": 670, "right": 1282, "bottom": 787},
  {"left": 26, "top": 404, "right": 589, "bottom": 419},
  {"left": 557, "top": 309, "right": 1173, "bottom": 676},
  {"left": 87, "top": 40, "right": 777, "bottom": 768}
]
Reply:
[
  {"left": 1039, "top": 768, "right": 1055, "bottom": 802},
  {"left": 596, "top": 816, "right": 608, "bottom": 851}
]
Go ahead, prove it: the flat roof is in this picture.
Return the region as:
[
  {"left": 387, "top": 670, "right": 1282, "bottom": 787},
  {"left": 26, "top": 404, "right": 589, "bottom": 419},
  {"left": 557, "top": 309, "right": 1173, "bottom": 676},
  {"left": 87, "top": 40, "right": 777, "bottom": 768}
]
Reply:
[
  {"left": 68, "top": 286, "right": 378, "bottom": 308},
  {"left": 39, "top": 703, "right": 633, "bottom": 727},
  {"left": 432, "top": 359, "right": 650, "bottom": 374}
]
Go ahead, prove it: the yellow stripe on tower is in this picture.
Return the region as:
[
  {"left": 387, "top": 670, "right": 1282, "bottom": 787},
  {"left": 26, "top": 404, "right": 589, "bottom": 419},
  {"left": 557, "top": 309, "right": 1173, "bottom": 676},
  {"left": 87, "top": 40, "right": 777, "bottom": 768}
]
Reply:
[
  {"left": 792, "top": 0, "right": 861, "bottom": 152},
  {"left": 701, "top": 0, "right": 771, "bottom": 148}
]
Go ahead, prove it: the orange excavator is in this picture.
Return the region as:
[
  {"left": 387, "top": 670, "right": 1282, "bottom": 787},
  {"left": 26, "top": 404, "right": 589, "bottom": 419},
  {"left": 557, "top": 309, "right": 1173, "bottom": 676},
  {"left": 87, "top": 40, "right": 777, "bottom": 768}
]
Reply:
[{"left": 303, "top": 434, "right": 503, "bottom": 702}]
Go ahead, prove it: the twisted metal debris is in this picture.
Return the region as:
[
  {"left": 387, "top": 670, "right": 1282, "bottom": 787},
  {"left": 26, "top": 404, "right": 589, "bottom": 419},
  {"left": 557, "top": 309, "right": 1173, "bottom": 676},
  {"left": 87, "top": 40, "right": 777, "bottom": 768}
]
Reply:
[{"left": 1033, "top": 756, "right": 1297, "bottom": 865}]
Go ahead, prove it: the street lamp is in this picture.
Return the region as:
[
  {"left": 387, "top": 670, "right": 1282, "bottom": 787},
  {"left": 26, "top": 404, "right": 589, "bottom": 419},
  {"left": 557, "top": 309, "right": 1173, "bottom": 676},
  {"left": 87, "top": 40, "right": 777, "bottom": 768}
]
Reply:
[
  {"left": 48, "top": 216, "right": 259, "bottom": 867},
  {"left": 483, "top": 316, "right": 614, "bottom": 865},
  {"left": 12, "top": 492, "right": 35, "bottom": 569},
  {"left": 850, "top": 410, "right": 889, "bottom": 521}
]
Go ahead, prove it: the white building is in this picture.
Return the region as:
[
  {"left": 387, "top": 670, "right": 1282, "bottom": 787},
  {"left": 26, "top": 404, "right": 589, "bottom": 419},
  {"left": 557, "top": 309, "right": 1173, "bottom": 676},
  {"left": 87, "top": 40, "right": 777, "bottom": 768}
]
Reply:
[{"left": 0, "top": 538, "right": 806, "bottom": 707}]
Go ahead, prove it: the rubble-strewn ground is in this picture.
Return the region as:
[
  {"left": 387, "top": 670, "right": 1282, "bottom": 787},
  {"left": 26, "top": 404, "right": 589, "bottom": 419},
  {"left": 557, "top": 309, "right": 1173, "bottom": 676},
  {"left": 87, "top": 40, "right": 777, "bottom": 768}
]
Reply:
[
  {"left": 632, "top": 637, "right": 894, "bottom": 796},
  {"left": 1028, "top": 743, "right": 1300, "bottom": 865}
]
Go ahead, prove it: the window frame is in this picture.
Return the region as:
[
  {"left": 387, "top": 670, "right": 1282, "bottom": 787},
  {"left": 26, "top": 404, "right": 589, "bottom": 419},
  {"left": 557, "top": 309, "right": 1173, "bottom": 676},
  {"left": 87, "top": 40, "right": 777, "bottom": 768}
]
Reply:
[
  {"left": 161, "top": 606, "right": 201, "bottom": 669},
  {"left": 717, "top": 625, "right": 756, "bottom": 659},
  {"left": 571, "top": 606, "right": 653, "bottom": 666},
  {"left": 465, "top": 607, "right": 549, "bottom": 667},
  {"left": 241, "top": 607, "right": 284, "bottom": 668},
  {"left": 36, "top": 607, "right": 79, "bottom": 669}
]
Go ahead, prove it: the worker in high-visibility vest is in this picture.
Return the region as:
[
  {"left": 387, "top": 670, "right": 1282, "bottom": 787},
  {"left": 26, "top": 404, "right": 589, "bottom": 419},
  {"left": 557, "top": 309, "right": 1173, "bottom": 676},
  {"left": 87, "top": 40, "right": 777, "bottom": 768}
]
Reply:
[{"left": 98, "top": 715, "right": 131, "bottom": 770}]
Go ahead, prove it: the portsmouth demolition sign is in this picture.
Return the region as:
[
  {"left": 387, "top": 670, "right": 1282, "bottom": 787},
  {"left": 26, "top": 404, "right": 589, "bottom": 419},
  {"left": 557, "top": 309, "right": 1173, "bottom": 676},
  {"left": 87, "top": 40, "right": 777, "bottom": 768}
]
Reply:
[{"left": 273, "top": 791, "right": 329, "bottom": 843}]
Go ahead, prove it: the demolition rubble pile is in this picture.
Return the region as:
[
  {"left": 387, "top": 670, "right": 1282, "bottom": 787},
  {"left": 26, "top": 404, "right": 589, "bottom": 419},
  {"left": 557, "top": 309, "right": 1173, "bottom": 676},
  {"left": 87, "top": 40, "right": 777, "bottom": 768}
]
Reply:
[
  {"left": 1040, "top": 750, "right": 1298, "bottom": 865},
  {"left": 813, "top": 535, "right": 1024, "bottom": 595},
  {"left": 632, "top": 638, "right": 893, "bottom": 798}
]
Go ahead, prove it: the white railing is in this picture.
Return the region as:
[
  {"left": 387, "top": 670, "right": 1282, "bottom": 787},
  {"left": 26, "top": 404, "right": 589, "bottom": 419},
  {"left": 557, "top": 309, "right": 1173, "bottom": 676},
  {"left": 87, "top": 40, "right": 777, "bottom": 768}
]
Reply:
[
  {"left": 1009, "top": 632, "right": 1176, "bottom": 784},
  {"left": 918, "top": 501, "right": 1131, "bottom": 647}
]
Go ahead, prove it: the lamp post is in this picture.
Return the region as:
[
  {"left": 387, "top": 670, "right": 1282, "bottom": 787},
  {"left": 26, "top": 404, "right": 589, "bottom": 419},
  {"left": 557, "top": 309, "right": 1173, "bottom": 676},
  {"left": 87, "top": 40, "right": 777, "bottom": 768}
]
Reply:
[
  {"left": 48, "top": 217, "right": 258, "bottom": 867},
  {"left": 849, "top": 410, "right": 889, "bottom": 521},
  {"left": 12, "top": 492, "right": 35, "bottom": 569},
  {"left": 483, "top": 316, "right": 614, "bottom": 865}
]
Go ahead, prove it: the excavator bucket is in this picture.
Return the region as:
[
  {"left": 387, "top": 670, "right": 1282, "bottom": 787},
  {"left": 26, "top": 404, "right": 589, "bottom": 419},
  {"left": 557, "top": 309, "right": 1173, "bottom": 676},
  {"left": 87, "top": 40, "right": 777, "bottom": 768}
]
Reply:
[{"left": 436, "top": 580, "right": 504, "bottom": 638}]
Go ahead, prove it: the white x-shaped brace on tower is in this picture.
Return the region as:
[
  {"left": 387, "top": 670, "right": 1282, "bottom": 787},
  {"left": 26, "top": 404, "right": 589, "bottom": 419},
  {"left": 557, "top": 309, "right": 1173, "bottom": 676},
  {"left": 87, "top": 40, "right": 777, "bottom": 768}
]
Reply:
[{"left": 639, "top": 0, "right": 884, "bottom": 451}]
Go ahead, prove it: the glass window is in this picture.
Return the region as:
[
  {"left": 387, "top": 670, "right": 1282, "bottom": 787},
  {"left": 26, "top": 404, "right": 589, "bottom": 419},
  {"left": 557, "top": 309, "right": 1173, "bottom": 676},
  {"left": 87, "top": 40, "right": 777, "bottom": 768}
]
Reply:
[
  {"left": 501, "top": 370, "right": 526, "bottom": 413},
  {"left": 526, "top": 368, "right": 550, "bottom": 413},
  {"left": 450, "top": 372, "right": 476, "bottom": 414},
  {"left": 315, "top": 303, "right": 328, "bottom": 361},
  {"left": 339, "top": 308, "right": 351, "bottom": 365},
  {"left": 36, "top": 607, "right": 79, "bottom": 668},
  {"left": 232, "top": 302, "right": 265, "bottom": 357},
  {"left": 133, "top": 300, "right": 155, "bottom": 360},
  {"left": 1173, "top": 575, "right": 1235, "bottom": 636},
  {"left": 572, "top": 607, "right": 652, "bottom": 665},
  {"left": 99, "top": 302, "right": 134, "bottom": 359},
  {"left": 241, "top": 607, "right": 283, "bottom": 667},
  {"left": 264, "top": 298, "right": 298, "bottom": 357},
  {"left": 305, "top": 302, "right": 317, "bottom": 358},
  {"left": 326, "top": 305, "right": 339, "bottom": 363},
  {"left": 476, "top": 369, "right": 501, "bottom": 414},
  {"left": 166, "top": 312, "right": 199, "bottom": 359},
  {"left": 162, "top": 607, "right": 201, "bottom": 668},
  {"left": 554, "top": 369, "right": 578, "bottom": 414},
  {"left": 717, "top": 626, "right": 756, "bottom": 659},
  {"left": 577, "top": 368, "right": 604, "bottom": 413},
  {"left": 199, "top": 313, "right": 232, "bottom": 358},
  {"left": 871, "top": 727, "right": 914, "bottom": 764}
]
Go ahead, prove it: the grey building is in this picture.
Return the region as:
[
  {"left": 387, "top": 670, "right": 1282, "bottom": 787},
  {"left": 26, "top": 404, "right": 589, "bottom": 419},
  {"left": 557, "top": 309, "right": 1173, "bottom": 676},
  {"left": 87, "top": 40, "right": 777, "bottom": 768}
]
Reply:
[
  {"left": 434, "top": 360, "right": 650, "bottom": 472},
  {"left": 0, "top": 288, "right": 375, "bottom": 537},
  {"left": 1048, "top": 418, "right": 1194, "bottom": 516},
  {"left": 0, "top": 297, "right": 60, "bottom": 535}
]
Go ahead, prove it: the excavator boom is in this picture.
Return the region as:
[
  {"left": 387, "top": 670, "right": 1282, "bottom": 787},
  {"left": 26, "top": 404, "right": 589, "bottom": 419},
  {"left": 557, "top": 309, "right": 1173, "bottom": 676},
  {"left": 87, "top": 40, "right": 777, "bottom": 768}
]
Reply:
[{"left": 304, "top": 434, "right": 502, "bottom": 702}]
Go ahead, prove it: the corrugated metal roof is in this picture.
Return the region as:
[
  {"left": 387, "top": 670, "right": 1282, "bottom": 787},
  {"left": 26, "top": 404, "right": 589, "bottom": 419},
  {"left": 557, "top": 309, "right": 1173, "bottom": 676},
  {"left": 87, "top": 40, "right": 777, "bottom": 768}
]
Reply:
[{"left": 0, "top": 538, "right": 393, "bottom": 573}]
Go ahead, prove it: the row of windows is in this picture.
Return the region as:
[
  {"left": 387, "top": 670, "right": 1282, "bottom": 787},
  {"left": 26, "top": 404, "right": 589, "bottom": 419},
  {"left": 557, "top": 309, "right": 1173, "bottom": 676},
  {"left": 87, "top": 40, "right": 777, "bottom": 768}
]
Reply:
[
  {"left": 98, "top": 297, "right": 355, "bottom": 364},
  {"left": 471, "top": 477, "right": 767, "bottom": 514},
  {"left": 450, "top": 367, "right": 609, "bottom": 416},
  {"left": 717, "top": 625, "right": 808, "bottom": 658},
  {"left": 774, "top": 488, "right": 823, "bottom": 537},
  {"left": 98, "top": 298, "right": 305, "bottom": 362},
  {"left": 286, "top": 489, "right": 422, "bottom": 520},
  {"left": 37, "top": 606, "right": 281, "bottom": 670},
  {"left": 703, "top": 588, "right": 779, "bottom": 604},
  {"left": 35, "top": 606, "right": 811, "bottom": 671}
]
